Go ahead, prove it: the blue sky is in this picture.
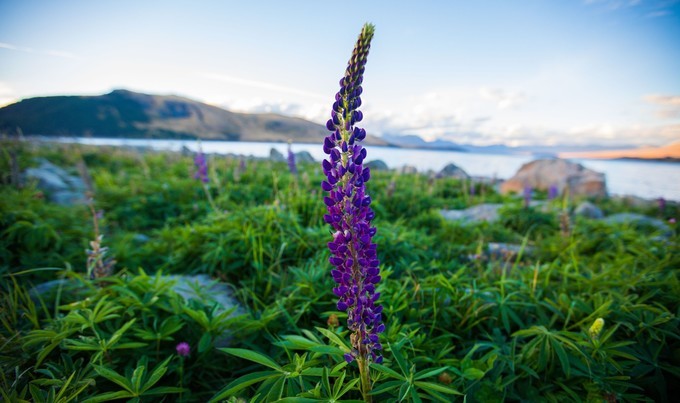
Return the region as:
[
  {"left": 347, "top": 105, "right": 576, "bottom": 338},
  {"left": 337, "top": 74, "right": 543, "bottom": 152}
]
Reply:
[{"left": 1, "top": 0, "right": 679, "bottom": 147}]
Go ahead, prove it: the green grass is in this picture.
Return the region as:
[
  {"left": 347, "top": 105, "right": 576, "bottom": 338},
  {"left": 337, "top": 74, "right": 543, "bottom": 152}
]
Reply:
[{"left": 1, "top": 140, "right": 678, "bottom": 402}]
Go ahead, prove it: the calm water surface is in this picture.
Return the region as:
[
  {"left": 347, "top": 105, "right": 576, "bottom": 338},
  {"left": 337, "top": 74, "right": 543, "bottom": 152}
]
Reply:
[{"left": 52, "top": 137, "right": 680, "bottom": 201}]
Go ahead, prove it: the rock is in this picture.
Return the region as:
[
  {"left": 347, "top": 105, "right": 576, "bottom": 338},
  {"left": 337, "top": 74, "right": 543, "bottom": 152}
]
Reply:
[
  {"left": 440, "top": 203, "right": 504, "bottom": 224},
  {"left": 603, "top": 213, "right": 672, "bottom": 237},
  {"left": 500, "top": 158, "right": 606, "bottom": 198},
  {"left": 574, "top": 201, "right": 604, "bottom": 219},
  {"left": 30, "top": 274, "right": 244, "bottom": 346},
  {"left": 133, "top": 234, "right": 150, "bottom": 243},
  {"left": 24, "top": 159, "right": 87, "bottom": 205},
  {"left": 295, "top": 151, "right": 315, "bottom": 163},
  {"left": 400, "top": 165, "right": 418, "bottom": 174},
  {"left": 437, "top": 163, "right": 470, "bottom": 179},
  {"left": 487, "top": 242, "right": 535, "bottom": 260},
  {"left": 365, "top": 160, "right": 389, "bottom": 171},
  {"left": 269, "top": 148, "right": 286, "bottom": 162}
]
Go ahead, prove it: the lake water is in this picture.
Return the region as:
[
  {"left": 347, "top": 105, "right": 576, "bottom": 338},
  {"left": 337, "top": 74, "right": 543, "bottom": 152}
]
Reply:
[{"left": 50, "top": 137, "right": 680, "bottom": 201}]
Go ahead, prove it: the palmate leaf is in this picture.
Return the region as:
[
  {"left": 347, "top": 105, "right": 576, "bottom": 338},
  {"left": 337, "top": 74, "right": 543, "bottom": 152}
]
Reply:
[{"left": 92, "top": 366, "right": 133, "bottom": 394}]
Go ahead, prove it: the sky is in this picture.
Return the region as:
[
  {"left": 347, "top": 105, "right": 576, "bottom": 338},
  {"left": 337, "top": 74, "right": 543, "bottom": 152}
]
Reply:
[{"left": 1, "top": 0, "right": 679, "bottom": 148}]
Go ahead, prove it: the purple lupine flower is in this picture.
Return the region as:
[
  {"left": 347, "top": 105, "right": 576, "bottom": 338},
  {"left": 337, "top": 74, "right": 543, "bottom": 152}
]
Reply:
[
  {"left": 176, "top": 342, "right": 190, "bottom": 357},
  {"left": 321, "top": 23, "right": 383, "bottom": 365},
  {"left": 469, "top": 180, "right": 476, "bottom": 197},
  {"left": 523, "top": 185, "right": 532, "bottom": 208},
  {"left": 194, "top": 149, "right": 209, "bottom": 183},
  {"left": 287, "top": 142, "right": 298, "bottom": 175},
  {"left": 548, "top": 184, "right": 558, "bottom": 200},
  {"left": 658, "top": 197, "right": 666, "bottom": 214}
]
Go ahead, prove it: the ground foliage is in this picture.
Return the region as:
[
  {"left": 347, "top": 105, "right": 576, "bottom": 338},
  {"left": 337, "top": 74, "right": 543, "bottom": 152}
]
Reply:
[{"left": 1, "top": 140, "right": 679, "bottom": 402}]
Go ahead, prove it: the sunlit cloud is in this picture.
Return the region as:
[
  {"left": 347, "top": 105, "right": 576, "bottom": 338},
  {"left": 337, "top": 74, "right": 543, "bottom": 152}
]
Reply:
[
  {"left": 644, "top": 94, "right": 680, "bottom": 119},
  {"left": 0, "top": 42, "right": 81, "bottom": 60}
]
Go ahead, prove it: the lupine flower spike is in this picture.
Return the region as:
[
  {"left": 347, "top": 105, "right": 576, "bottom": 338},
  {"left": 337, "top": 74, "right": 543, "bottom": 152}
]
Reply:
[
  {"left": 287, "top": 141, "right": 298, "bottom": 175},
  {"left": 194, "top": 147, "right": 209, "bottom": 184},
  {"left": 321, "top": 23, "right": 382, "bottom": 402}
]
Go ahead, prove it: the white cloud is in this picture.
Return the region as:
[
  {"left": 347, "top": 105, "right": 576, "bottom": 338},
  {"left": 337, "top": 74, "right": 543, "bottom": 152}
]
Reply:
[{"left": 479, "top": 87, "right": 526, "bottom": 110}]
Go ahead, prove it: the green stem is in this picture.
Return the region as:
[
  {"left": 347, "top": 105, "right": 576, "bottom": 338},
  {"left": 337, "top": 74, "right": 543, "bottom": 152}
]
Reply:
[
  {"left": 201, "top": 182, "right": 219, "bottom": 214},
  {"left": 358, "top": 356, "right": 373, "bottom": 403}
]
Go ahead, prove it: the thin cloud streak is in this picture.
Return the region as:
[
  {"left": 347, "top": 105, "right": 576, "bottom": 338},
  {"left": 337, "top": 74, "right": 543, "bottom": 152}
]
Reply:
[
  {"left": 0, "top": 42, "right": 81, "bottom": 60},
  {"left": 201, "top": 72, "right": 326, "bottom": 101}
]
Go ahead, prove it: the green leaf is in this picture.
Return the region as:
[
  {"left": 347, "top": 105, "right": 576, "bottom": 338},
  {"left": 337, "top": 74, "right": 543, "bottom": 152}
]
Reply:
[
  {"left": 209, "top": 370, "right": 279, "bottom": 402},
  {"left": 315, "top": 327, "right": 350, "bottom": 351},
  {"left": 198, "top": 333, "right": 212, "bottom": 353},
  {"left": 388, "top": 343, "right": 409, "bottom": 376},
  {"left": 267, "top": 376, "right": 286, "bottom": 401},
  {"left": 141, "top": 356, "right": 172, "bottom": 393},
  {"left": 414, "top": 381, "right": 463, "bottom": 395},
  {"left": 82, "top": 390, "right": 133, "bottom": 403},
  {"left": 462, "top": 368, "right": 485, "bottom": 380},
  {"left": 414, "top": 366, "right": 449, "bottom": 381},
  {"left": 93, "top": 366, "right": 133, "bottom": 393},
  {"left": 218, "top": 348, "right": 282, "bottom": 371},
  {"left": 371, "top": 364, "right": 404, "bottom": 380},
  {"left": 142, "top": 386, "right": 185, "bottom": 396}
]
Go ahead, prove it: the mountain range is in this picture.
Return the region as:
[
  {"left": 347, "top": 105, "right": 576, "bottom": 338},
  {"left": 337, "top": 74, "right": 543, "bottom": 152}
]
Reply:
[
  {"left": 0, "top": 89, "right": 388, "bottom": 146},
  {"left": 1, "top": 90, "right": 676, "bottom": 161}
]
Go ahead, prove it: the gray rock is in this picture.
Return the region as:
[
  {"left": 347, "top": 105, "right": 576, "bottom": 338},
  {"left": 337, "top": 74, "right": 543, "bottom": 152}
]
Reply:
[
  {"left": 24, "top": 159, "right": 87, "bottom": 205},
  {"left": 365, "top": 160, "right": 389, "bottom": 171},
  {"left": 488, "top": 242, "right": 535, "bottom": 260},
  {"left": 500, "top": 158, "right": 606, "bottom": 198},
  {"left": 437, "top": 163, "right": 469, "bottom": 179},
  {"left": 269, "top": 148, "right": 286, "bottom": 162},
  {"left": 133, "top": 234, "right": 150, "bottom": 243},
  {"left": 574, "top": 201, "right": 604, "bottom": 219},
  {"left": 440, "top": 203, "right": 503, "bottom": 223},
  {"left": 295, "top": 151, "right": 315, "bottom": 163},
  {"left": 400, "top": 165, "right": 418, "bottom": 174},
  {"left": 603, "top": 213, "right": 672, "bottom": 237},
  {"left": 30, "top": 274, "right": 244, "bottom": 346}
]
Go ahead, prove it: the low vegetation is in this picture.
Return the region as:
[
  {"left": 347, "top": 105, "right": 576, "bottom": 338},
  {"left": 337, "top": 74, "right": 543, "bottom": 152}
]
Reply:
[{"left": 1, "top": 140, "right": 678, "bottom": 402}]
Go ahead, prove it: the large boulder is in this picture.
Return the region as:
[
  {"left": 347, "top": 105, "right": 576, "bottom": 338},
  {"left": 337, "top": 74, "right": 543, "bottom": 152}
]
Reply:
[
  {"left": 500, "top": 159, "right": 606, "bottom": 197},
  {"left": 24, "top": 159, "right": 87, "bottom": 205},
  {"left": 437, "top": 163, "right": 469, "bottom": 179}
]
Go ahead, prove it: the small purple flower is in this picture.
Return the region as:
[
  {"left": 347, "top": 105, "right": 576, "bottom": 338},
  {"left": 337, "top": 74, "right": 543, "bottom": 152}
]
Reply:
[
  {"left": 194, "top": 149, "right": 209, "bottom": 183},
  {"left": 176, "top": 342, "right": 190, "bottom": 357},
  {"left": 321, "top": 23, "right": 383, "bottom": 365},
  {"left": 548, "top": 184, "right": 558, "bottom": 200},
  {"left": 658, "top": 197, "right": 666, "bottom": 213},
  {"left": 523, "top": 185, "right": 533, "bottom": 208},
  {"left": 670, "top": 218, "right": 676, "bottom": 224},
  {"left": 287, "top": 143, "right": 297, "bottom": 175},
  {"left": 469, "top": 180, "right": 476, "bottom": 196}
]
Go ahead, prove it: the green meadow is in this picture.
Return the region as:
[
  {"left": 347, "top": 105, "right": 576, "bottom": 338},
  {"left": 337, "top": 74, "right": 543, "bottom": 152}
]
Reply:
[{"left": 1, "top": 140, "right": 678, "bottom": 402}]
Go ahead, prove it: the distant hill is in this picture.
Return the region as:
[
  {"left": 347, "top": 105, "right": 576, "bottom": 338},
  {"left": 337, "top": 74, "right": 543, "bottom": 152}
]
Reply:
[
  {"left": 0, "top": 89, "right": 388, "bottom": 146},
  {"left": 381, "top": 133, "right": 465, "bottom": 151}
]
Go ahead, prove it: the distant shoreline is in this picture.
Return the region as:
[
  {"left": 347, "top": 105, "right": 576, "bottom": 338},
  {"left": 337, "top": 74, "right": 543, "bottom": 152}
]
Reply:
[{"left": 10, "top": 134, "right": 680, "bottom": 164}]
